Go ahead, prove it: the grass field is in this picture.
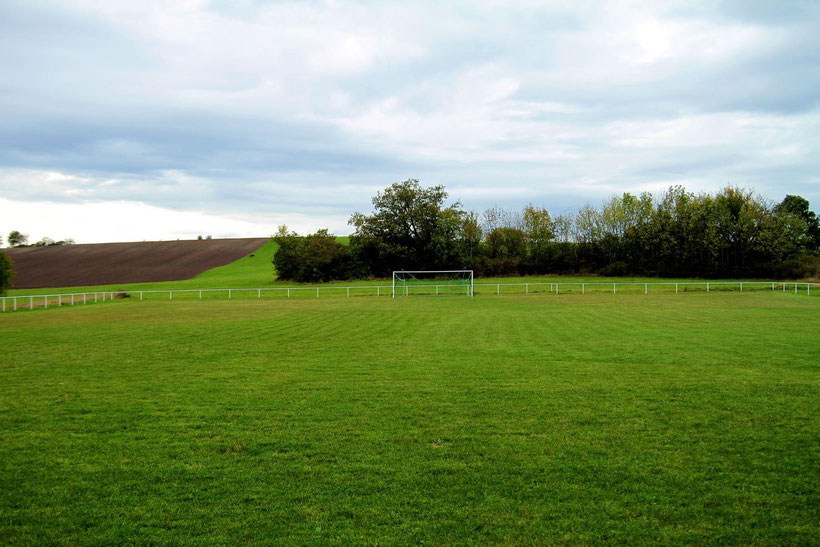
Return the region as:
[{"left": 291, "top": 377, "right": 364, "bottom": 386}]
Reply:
[{"left": 1, "top": 293, "right": 818, "bottom": 543}]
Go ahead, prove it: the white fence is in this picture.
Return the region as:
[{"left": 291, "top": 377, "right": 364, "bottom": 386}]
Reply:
[{"left": 1, "top": 281, "right": 817, "bottom": 313}]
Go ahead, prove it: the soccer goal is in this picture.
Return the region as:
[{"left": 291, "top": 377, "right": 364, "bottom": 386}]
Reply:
[{"left": 392, "top": 270, "right": 474, "bottom": 298}]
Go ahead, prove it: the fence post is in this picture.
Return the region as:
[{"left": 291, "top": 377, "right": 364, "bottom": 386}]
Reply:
[
  {"left": 29, "top": 296, "right": 32, "bottom": 308},
  {"left": 497, "top": 284, "right": 500, "bottom": 295},
  {"left": 740, "top": 282, "right": 743, "bottom": 292},
  {"left": 169, "top": 291, "right": 172, "bottom": 300},
  {"left": 258, "top": 289, "right": 261, "bottom": 298},
  {"left": 526, "top": 283, "right": 529, "bottom": 294},
  {"left": 772, "top": 282, "right": 774, "bottom": 291},
  {"left": 795, "top": 283, "right": 797, "bottom": 295},
  {"left": 707, "top": 282, "right": 709, "bottom": 292},
  {"left": 199, "top": 290, "right": 202, "bottom": 300},
  {"left": 317, "top": 287, "right": 320, "bottom": 298},
  {"left": 808, "top": 283, "right": 811, "bottom": 296},
  {"left": 613, "top": 283, "right": 616, "bottom": 295},
  {"left": 347, "top": 287, "right": 350, "bottom": 298},
  {"left": 645, "top": 283, "right": 648, "bottom": 295},
  {"left": 675, "top": 283, "right": 678, "bottom": 294},
  {"left": 377, "top": 287, "right": 380, "bottom": 297},
  {"left": 45, "top": 296, "right": 48, "bottom": 309},
  {"left": 557, "top": 284, "right": 560, "bottom": 295}
]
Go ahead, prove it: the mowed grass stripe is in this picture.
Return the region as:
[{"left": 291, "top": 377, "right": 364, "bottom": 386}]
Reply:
[{"left": 0, "top": 294, "right": 818, "bottom": 543}]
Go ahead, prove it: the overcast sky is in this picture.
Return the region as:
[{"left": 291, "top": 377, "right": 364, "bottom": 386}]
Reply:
[{"left": 1, "top": 0, "right": 819, "bottom": 244}]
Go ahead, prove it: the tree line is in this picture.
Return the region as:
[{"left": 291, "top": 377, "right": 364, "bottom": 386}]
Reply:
[
  {"left": 3, "top": 231, "right": 75, "bottom": 248},
  {"left": 273, "top": 180, "right": 820, "bottom": 282}
]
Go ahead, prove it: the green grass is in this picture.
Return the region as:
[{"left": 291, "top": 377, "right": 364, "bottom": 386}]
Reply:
[{"left": 1, "top": 293, "right": 818, "bottom": 543}]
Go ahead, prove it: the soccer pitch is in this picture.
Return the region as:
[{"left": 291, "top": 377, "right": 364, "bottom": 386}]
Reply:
[{"left": 1, "top": 293, "right": 818, "bottom": 543}]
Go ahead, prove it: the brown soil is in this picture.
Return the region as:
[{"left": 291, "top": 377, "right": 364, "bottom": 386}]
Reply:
[{"left": 4, "top": 238, "right": 269, "bottom": 289}]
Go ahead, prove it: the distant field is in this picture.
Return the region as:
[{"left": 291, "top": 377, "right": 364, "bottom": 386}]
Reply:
[
  {"left": 4, "top": 238, "right": 269, "bottom": 289},
  {"left": 1, "top": 293, "right": 818, "bottom": 543}
]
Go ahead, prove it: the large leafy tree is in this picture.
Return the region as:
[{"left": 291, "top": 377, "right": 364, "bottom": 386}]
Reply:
[{"left": 349, "top": 179, "right": 466, "bottom": 275}]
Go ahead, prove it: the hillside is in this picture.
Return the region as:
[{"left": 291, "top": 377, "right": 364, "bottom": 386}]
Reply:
[{"left": 4, "top": 238, "right": 269, "bottom": 289}]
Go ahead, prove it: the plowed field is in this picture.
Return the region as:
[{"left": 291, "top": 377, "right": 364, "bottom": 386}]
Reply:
[{"left": 4, "top": 238, "right": 268, "bottom": 288}]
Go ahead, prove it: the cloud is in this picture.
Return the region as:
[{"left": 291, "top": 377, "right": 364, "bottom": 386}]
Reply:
[{"left": 0, "top": 0, "right": 818, "bottom": 242}]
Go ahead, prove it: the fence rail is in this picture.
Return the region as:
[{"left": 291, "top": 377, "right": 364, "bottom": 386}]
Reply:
[{"left": 1, "top": 281, "right": 817, "bottom": 312}]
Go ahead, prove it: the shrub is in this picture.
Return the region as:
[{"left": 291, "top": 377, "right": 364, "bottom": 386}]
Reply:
[
  {"left": 0, "top": 251, "right": 14, "bottom": 295},
  {"left": 599, "top": 261, "right": 629, "bottom": 277},
  {"left": 772, "top": 254, "right": 820, "bottom": 281},
  {"left": 273, "top": 229, "right": 351, "bottom": 282}
]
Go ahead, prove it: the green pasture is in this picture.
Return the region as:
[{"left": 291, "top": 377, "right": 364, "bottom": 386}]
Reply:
[{"left": 1, "top": 293, "right": 818, "bottom": 543}]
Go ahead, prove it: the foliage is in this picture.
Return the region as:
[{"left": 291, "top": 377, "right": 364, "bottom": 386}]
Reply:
[
  {"left": 349, "top": 179, "right": 468, "bottom": 275},
  {"left": 522, "top": 204, "right": 554, "bottom": 268},
  {"left": 7, "top": 231, "right": 28, "bottom": 247},
  {"left": 271, "top": 181, "right": 818, "bottom": 281},
  {"left": 33, "top": 237, "right": 75, "bottom": 247},
  {"left": 776, "top": 194, "right": 820, "bottom": 251},
  {"left": 472, "top": 186, "right": 818, "bottom": 278},
  {"left": 273, "top": 226, "right": 350, "bottom": 282},
  {"left": 0, "top": 251, "right": 14, "bottom": 294}
]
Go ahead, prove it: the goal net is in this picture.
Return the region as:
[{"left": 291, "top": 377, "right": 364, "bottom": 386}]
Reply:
[{"left": 392, "top": 270, "right": 474, "bottom": 298}]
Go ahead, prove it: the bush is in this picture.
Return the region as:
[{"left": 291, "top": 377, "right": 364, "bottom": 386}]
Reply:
[
  {"left": 273, "top": 229, "right": 351, "bottom": 282},
  {"left": 772, "top": 254, "right": 820, "bottom": 281},
  {"left": 0, "top": 251, "right": 14, "bottom": 295},
  {"left": 599, "top": 260, "right": 629, "bottom": 277}
]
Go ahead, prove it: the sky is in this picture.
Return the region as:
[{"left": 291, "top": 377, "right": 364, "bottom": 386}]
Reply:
[{"left": 1, "top": 0, "right": 819, "bottom": 244}]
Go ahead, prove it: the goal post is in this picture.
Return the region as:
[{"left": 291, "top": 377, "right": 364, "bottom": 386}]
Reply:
[{"left": 392, "top": 270, "right": 474, "bottom": 298}]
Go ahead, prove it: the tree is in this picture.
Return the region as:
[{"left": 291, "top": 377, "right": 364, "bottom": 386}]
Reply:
[
  {"left": 0, "top": 251, "right": 13, "bottom": 295},
  {"left": 273, "top": 226, "right": 350, "bottom": 282},
  {"left": 8, "top": 231, "right": 28, "bottom": 247},
  {"left": 460, "top": 211, "right": 483, "bottom": 266},
  {"left": 776, "top": 195, "right": 820, "bottom": 251},
  {"left": 349, "top": 179, "right": 466, "bottom": 275},
  {"left": 485, "top": 227, "right": 527, "bottom": 275},
  {"left": 300, "top": 230, "right": 350, "bottom": 282},
  {"left": 272, "top": 226, "right": 302, "bottom": 280},
  {"left": 522, "top": 205, "right": 554, "bottom": 268}
]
